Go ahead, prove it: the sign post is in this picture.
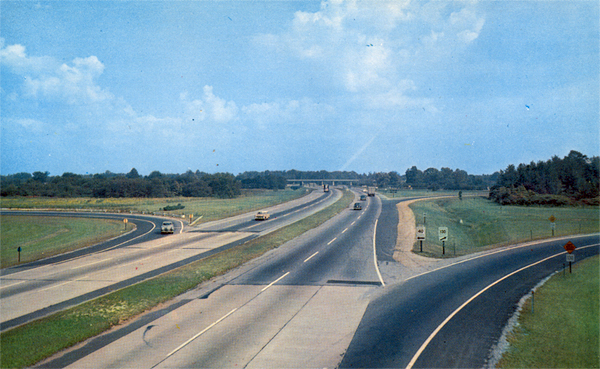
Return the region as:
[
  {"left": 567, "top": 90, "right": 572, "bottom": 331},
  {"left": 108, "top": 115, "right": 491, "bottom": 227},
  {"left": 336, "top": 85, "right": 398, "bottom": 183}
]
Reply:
[
  {"left": 439, "top": 227, "right": 448, "bottom": 255},
  {"left": 123, "top": 218, "right": 128, "bottom": 230},
  {"left": 17, "top": 247, "right": 21, "bottom": 263},
  {"left": 416, "top": 225, "right": 426, "bottom": 252},
  {"left": 564, "top": 241, "right": 576, "bottom": 273},
  {"left": 549, "top": 215, "right": 556, "bottom": 236}
]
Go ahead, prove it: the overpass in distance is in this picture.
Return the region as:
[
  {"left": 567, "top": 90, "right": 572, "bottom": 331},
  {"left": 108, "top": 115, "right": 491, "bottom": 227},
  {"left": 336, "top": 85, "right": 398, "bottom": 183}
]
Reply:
[{"left": 286, "top": 179, "right": 360, "bottom": 187}]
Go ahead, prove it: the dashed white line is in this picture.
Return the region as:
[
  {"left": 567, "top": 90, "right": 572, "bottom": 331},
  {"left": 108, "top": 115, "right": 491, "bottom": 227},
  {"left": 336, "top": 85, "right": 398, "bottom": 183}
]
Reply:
[
  {"left": 342, "top": 227, "right": 348, "bottom": 234},
  {"left": 261, "top": 272, "right": 290, "bottom": 292},
  {"left": 327, "top": 237, "right": 337, "bottom": 245},
  {"left": 304, "top": 251, "right": 319, "bottom": 263},
  {"left": 71, "top": 258, "right": 113, "bottom": 270},
  {"left": 165, "top": 308, "right": 238, "bottom": 360}
]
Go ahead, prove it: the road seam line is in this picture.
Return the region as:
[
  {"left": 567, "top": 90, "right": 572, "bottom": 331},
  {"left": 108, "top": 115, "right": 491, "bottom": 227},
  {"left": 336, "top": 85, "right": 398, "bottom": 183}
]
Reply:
[{"left": 405, "top": 244, "right": 598, "bottom": 369}]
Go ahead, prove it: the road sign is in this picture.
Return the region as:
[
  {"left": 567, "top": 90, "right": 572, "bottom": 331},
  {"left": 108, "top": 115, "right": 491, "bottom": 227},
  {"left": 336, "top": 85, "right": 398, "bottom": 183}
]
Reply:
[
  {"left": 564, "top": 241, "right": 576, "bottom": 254},
  {"left": 566, "top": 254, "right": 575, "bottom": 262},
  {"left": 123, "top": 218, "right": 128, "bottom": 224},
  {"left": 549, "top": 215, "right": 556, "bottom": 223},
  {"left": 416, "top": 226, "right": 426, "bottom": 240},
  {"left": 438, "top": 227, "right": 448, "bottom": 241}
]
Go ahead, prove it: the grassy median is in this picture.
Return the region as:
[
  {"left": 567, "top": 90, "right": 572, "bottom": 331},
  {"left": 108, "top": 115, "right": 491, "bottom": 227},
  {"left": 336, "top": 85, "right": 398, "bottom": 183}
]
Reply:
[
  {"left": 409, "top": 197, "right": 599, "bottom": 256},
  {"left": 1, "top": 216, "right": 130, "bottom": 268},
  {"left": 498, "top": 255, "right": 599, "bottom": 368},
  {"left": 0, "top": 190, "right": 353, "bottom": 369}
]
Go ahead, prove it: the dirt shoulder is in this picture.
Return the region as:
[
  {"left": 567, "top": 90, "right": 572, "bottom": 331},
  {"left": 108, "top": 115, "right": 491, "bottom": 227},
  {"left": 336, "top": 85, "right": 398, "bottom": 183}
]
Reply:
[{"left": 392, "top": 199, "right": 438, "bottom": 269}]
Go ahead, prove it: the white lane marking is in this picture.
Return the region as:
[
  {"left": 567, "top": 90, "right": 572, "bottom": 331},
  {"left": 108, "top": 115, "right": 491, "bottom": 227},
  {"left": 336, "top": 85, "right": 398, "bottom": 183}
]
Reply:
[
  {"left": 327, "top": 237, "right": 337, "bottom": 245},
  {"left": 165, "top": 308, "right": 238, "bottom": 359},
  {"left": 372, "top": 219, "right": 385, "bottom": 287},
  {"left": 0, "top": 280, "right": 27, "bottom": 290},
  {"left": 351, "top": 220, "right": 356, "bottom": 226},
  {"left": 304, "top": 251, "right": 319, "bottom": 263},
  {"left": 405, "top": 243, "right": 599, "bottom": 369},
  {"left": 71, "top": 258, "right": 113, "bottom": 270},
  {"left": 38, "top": 279, "right": 77, "bottom": 292},
  {"left": 261, "top": 272, "right": 290, "bottom": 292},
  {"left": 342, "top": 227, "right": 348, "bottom": 234}
]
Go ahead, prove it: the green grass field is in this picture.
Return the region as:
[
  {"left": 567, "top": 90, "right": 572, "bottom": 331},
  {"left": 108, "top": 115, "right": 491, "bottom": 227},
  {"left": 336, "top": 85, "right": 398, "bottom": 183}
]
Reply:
[
  {"left": 409, "top": 197, "right": 599, "bottom": 257},
  {"left": 0, "top": 188, "right": 309, "bottom": 222},
  {"left": 0, "top": 190, "right": 354, "bottom": 369},
  {"left": 498, "top": 255, "right": 599, "bottom": 368},
  {"left": 1, "top": 216, "right": 129, "bottom": 268}
]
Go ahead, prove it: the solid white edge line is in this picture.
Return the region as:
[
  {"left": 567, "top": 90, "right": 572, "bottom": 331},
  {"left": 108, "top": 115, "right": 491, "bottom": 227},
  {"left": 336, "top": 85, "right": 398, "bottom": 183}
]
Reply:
[
  {"left": 165, "top": 308, "right": 238, "bottom": 359},
  {"left": 405, "top": 243, "right": 599, "bottom": 369},
  {"left": 304, "top": 251, "right": 319, "bottom": 263},
  {"left": 373, "top": 219, "right": 385, "bottom": 287},
  {"left": 261, "top": 272, "right": 290, "bottom": 292}
]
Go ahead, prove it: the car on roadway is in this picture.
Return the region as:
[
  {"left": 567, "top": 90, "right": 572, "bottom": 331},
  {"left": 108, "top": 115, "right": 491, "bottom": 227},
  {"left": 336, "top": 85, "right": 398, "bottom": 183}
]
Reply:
[
  {"left": 161, "top": 221, "right": 174, "bottom": 234},
  {"left": 360, "top": 195, "right": 367, "bottom": 201},
  {"left": 353, "top": 202, "right": 362, "bottom": 210},
  {"left": 255, "top": 211, "right": 270, "bottom": 220}
]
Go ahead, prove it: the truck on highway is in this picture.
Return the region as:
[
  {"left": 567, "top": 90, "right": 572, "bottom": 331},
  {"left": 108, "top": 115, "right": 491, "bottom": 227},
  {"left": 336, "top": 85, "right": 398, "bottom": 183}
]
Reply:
[{"left": 367, "top": 186, "right": 376, "bottom": 197}]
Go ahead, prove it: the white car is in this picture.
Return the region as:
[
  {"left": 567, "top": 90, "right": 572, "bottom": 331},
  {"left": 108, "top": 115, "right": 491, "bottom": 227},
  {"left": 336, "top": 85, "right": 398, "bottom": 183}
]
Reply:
[
  {"left": 255, "top": 211, "right": 270, "bottom": 220},
  {"left": 161, "top": 221, "right": 174, "bottom": 234}
]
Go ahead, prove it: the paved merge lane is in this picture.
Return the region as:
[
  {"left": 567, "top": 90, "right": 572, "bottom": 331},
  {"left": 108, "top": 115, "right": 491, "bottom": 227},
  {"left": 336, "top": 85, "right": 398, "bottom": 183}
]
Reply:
[{"left": 339, "top": 234, "right": 599, "bottom": 368}]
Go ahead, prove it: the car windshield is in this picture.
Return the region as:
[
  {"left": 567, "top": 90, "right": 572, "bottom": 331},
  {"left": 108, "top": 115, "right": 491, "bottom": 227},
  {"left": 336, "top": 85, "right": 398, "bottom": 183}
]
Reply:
[{"left": 163, "top": 222, "right": 172, "bottom": 225}]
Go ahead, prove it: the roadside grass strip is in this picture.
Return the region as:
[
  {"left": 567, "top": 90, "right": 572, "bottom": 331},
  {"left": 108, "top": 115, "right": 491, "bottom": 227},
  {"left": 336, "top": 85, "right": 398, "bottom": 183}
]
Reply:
[
  {"left": 0, "top": 188, "right": 308, "bottom": 222},
  {"left": 0, "top": 216, "right": 129, "bottom": 268},
  {"left": 0, "top": 190, "right": 353, "bottom": 369},
  {"left": 498, "top": 255, "right": 599, "bottom": 368},
  {"left": 409, "top": 197, "right": 599, "bottom": 257}
]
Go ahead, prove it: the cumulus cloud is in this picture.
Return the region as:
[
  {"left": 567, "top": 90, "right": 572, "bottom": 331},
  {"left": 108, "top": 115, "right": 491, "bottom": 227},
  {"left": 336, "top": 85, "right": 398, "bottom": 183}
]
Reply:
[
  {"left": 0, "top": 42, "right": 113, "bottom": 105},
  {"left": 255, "top": 0, "right": 485, "bottom": 109},
  {"left": 180, "top": 86, "right": 238, "bottom": 124}
]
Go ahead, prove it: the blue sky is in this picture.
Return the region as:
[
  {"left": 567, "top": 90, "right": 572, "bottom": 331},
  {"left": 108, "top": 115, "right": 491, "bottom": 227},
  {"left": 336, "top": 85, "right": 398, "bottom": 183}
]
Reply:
[{"left": 1, "top": 1, "right": 598, "bottom": 176}]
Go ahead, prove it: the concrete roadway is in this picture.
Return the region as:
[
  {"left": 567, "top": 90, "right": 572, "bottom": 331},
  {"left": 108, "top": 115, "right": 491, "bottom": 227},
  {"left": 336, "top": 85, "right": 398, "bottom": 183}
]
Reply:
[
  {"left": 0, "top": 189, "right": 336, "bottom": 331},
  {"left": 41, "top": 190, "right": 381, "bottom": 368},
  {"left": 33, "top": 194, "right": 599, "bottom": 368}
]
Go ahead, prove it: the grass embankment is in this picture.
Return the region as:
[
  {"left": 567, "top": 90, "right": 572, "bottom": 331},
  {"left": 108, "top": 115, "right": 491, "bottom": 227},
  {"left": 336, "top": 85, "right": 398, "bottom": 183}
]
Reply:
[
  {"left": 0, "top": 216, "right": 130, "bottom": 268},
  {"left": 409, "top": 197, "right": 599, "bottom": 257},
  {"left": 498, "top": 255, "right": 599, "bottom": 368},
  {"left": 0, "top": 188, "right": 309, "bottom": 222},
  {"left": 0, "top": 190, "right": 354, "bottom": 369}
]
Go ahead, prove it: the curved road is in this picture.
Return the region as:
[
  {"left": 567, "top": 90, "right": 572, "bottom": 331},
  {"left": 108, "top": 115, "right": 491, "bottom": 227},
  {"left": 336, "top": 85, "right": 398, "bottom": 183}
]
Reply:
[{"left": 0, "top": 189, "right": 336, "bottom": 331}]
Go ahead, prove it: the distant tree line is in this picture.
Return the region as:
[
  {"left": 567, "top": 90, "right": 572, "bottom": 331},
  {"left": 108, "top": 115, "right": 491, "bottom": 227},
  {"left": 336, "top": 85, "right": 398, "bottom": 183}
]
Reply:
[
  {"left": 489, "top": 151, "right": 600, "bottom": 206},
  {"left": 0, "top": 169, "right": 244, "bottom": 198},
  {"left": 404, "top": 166, "right": 498, "bottom": 191}
]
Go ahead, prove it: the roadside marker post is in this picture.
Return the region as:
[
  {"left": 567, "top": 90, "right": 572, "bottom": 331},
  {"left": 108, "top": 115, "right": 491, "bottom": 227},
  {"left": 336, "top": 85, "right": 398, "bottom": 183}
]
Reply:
[
  {"left": 416, "top": 225, "right": 426, "bottom": 253},
  {"left": 17, "top": 246, "right": 21, "bottom": 263},
  {"left": 438, "top": 227, "right": 448, "bottom": 255}
]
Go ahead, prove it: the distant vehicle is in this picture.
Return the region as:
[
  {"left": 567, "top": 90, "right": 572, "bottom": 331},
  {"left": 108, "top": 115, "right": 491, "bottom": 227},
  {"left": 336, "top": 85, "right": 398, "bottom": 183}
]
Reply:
[
  {"left": 367, "top": 186, "right": 376, "bottom": 197},
  {"left": 323, "top": 184, "right": 329, "bottom": 192},
  {"left": 161, "top": 221, "right": 174, "bottom": 234},
  {"left": 360, "top": 195, "right": 367, "bottom": 201},
  {"left": 255, "top": 211, "right": 270, "bottom": 220},
  {"left": 353, "top": 202, "right": 362, "bottom": 210}
]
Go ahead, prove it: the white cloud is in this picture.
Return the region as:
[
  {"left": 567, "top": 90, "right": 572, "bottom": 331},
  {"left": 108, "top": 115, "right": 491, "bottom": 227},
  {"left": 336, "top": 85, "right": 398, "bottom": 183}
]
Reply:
[
  {"left": 180, "top": 86, "right": 238, "bottom": 124},
  {"left": 1, "top": 43, "right": 113, "bottom": 105}
]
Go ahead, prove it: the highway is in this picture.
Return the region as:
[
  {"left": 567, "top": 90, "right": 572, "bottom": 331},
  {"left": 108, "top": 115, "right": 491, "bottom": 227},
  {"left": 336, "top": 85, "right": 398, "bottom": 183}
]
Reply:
[
  {"left": 40, "top": 190, "right": 381, "bottom": 368},
  {"left": 0, "top": 189, "right": 337, "bottom": 331},
  {"left": 10, "top": 192, "right": 599, "bottom": 368}
]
